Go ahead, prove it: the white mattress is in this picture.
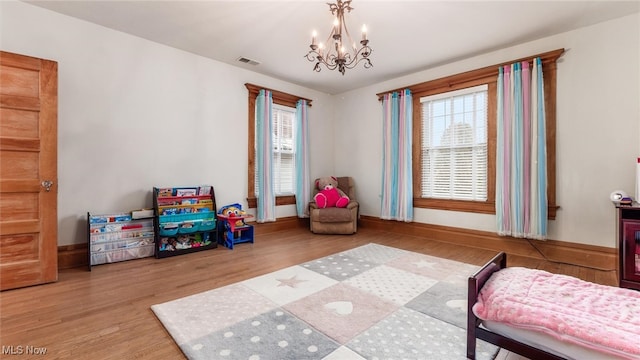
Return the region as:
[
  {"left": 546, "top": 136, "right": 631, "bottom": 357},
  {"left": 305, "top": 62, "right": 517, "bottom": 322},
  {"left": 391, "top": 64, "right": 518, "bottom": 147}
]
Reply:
[{"left": 482, "top": 320, "right": 638, "bottom": 360}]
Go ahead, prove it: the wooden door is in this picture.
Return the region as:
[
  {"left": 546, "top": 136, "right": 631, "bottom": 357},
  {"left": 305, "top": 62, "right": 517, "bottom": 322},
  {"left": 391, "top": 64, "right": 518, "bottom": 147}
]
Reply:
[{"left": 0, "top": 51, "right": 58, "bottom": 290}]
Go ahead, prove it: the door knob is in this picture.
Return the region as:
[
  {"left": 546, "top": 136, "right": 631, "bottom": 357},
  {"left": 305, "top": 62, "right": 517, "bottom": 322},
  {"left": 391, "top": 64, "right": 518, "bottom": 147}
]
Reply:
[{"left": 41, "top": 180, "right": 54, "bottom": 192}]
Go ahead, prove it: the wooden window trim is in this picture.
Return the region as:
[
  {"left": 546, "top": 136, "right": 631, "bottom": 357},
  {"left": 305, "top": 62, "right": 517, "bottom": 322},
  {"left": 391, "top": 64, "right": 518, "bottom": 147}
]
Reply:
[
  {"left": 379, "top": 49, "right": 563, "bottom": 219},
  {"left": 245, "top": 83, "right": 312, "bottom": 209}
]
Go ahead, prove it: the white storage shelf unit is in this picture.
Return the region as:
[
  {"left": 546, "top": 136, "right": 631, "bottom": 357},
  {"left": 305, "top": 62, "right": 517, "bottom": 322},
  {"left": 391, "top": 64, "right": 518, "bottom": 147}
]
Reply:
[{"left": 87, "top": 212, "right": 155, "bottom": 270}]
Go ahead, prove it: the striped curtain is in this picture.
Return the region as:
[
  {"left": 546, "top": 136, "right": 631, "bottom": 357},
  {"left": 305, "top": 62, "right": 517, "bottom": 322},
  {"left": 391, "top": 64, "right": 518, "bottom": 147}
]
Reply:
[
  {"left": 294, "top": 99, "right": 310, "bottom": 218},
  {"left": 381, "top": 89, "right": 413, "bottom": 222},
  {"left": 496, "top": 58, "right": 547, "bottom": 239},
  {"left": 255, "top": 89, "right": 275, "bottom": 222}
]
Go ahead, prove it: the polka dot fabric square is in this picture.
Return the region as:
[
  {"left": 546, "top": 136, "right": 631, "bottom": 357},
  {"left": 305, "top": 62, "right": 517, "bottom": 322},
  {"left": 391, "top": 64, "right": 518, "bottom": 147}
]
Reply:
[
  {"left": 300, "top": 253, "right": 377, "bottom": 280},
  {"left": 182, "top": 308, "right": 339, "bottom": 360},
  {"left": 344, "top": 264, "right": 438, "bottom": 306},
  {"left": 150, "top": 283, "right": 278, "bottom": 345},
  {"left": 340, "top": 243, "right": 410, "bottom": 264},
  {"left": 348, "top": 307, "right": 498, "bottom": 360}
]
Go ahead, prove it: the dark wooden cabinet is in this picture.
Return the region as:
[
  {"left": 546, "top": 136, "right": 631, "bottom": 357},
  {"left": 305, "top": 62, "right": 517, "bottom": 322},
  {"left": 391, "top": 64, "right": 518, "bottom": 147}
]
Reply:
[{"left": 618, "top": 205, "right": 640, "bottom": 290}]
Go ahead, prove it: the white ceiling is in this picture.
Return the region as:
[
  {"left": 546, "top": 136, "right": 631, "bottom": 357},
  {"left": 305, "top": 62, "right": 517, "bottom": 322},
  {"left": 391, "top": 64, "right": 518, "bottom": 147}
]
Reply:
[{"left": 25, "top": 0, "right": 640, "bottom": 94}]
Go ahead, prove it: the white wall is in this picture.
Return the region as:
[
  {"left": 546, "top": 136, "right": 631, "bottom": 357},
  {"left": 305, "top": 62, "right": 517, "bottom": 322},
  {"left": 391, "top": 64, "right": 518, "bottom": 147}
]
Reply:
[
  {"left": 3, "top": 1, "right": 638, "bottom": 249},
  {"left": 334, "top": 13, "right": 640, "bottom": 248},
  {"left": 1, "top": 1, "right": 335, "bottom": 246}
]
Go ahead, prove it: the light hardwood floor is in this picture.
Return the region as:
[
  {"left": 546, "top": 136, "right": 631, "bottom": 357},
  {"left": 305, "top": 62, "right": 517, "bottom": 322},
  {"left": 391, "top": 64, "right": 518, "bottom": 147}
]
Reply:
[{"left": 0, "top": 226, "right": 617, "bottom": 359}]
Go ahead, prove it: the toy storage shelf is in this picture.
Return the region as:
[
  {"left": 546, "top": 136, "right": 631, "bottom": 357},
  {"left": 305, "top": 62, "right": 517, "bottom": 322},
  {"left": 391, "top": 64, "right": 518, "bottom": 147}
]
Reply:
[
  {"left": 87, "top": 211, "right": 156, "bottom": 270},
  {"left": 153, "top": 185, "right": 218, "bottom": 258}
]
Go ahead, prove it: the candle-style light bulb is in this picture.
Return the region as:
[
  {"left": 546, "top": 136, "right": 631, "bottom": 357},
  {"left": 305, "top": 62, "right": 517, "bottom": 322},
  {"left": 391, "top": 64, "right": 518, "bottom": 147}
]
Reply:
[
  {"left": 361, "top": 24, "right": 367, "bottom": 41},
  {"left": 312, "top": 30, "right": 317, "bottom": 45},
  {"left": 318, "top": 43, "right": 324, "bottom": 56}
]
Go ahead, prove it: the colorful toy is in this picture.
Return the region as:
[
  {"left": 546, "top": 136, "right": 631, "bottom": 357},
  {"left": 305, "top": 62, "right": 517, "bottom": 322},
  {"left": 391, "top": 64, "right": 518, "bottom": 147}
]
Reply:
[
  {"left": 219, "top": 203, "right": 248, "bottom": 227},
  {"left": 314, "top": 176, "right": 349, "bottom": 208},
  {"left": 217, "top": 203, "right": 254, "bottom": 249},
  {"left": 191, "top": 236, "right": 202, "bottom": 247},
  {"left": 175, "top": 235, "right": 191, "bottom": 250},
  {"left": 159, "top": 237, "right": 175, "bottom": 251}
]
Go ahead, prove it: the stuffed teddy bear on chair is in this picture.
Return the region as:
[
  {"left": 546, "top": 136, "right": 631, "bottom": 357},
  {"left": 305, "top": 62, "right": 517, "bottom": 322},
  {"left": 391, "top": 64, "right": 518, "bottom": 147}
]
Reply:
[{"left": 314, "top": 176, "right": 350, "bottom": 208}]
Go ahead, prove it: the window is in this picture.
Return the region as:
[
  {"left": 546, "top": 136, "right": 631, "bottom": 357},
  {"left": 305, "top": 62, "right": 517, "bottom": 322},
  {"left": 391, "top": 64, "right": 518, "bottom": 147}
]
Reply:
[
  {"left": 260, "top": 104, "right": 296, "bottom": 196},
  {"left": 245, "top": 83, "right": 312, "bottom": 209},
  {"left": 420, "top": 85, "right": 488, "bottom": 201},
  {"left": 379, "top": 49, "right": 562, "bottom": 218}
]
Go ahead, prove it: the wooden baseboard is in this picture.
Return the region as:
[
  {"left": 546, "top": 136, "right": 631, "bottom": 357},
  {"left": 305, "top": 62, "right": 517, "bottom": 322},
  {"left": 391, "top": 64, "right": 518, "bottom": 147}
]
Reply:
[
  {"left": 58, "top": 217, "right": 312, "bottom": 270},
  {"left": 249, "top": 216, "right": 310, "bottom": 234},
  {"left": 359, "top": 215, "right": 616, "bottom": 271},
  {"left": 58, "top": 243, "right": 88, "bottom": 270},
  {"left": 58, "top": 216, "right": 615, "bottom": 271}
]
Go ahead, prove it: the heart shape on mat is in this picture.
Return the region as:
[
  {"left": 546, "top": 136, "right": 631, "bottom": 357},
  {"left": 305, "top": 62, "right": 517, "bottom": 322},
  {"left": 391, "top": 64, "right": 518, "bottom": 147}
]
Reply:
[
  {"left": 446, "top": 299, "right": 466, "bottom": 311},
  {"left": 324, "top": 301, "right": 354, "bottom": 315}
]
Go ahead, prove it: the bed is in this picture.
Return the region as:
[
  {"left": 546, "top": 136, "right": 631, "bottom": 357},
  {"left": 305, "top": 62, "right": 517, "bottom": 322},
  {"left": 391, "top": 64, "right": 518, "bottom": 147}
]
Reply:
[{"left": 467, "top": 252, "right": 640, "bottom": 360}]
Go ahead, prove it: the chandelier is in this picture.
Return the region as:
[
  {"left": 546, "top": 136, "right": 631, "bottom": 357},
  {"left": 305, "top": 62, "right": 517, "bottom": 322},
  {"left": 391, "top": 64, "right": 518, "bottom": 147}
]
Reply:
[{"left": 305, "top": 0, "right": 372, "bottom": 75}]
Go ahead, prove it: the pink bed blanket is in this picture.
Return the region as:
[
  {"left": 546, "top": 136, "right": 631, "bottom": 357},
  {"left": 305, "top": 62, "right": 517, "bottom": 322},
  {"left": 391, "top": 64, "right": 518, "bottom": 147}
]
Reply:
[{"left": 473, "top": 267, "right": 640, "bottom": 359}]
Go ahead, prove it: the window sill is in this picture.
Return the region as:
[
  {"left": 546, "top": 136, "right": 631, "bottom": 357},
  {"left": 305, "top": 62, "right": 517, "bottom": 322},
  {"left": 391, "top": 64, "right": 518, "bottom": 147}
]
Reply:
[
  {"left": 247, "top": 195, "right": 296, "bottom": 209},
  {"left": 414, "top": 198, "right": 495, "bottom": 214},
  {"left": 413, "top": 197, "right": 557, "bottom": 220}
]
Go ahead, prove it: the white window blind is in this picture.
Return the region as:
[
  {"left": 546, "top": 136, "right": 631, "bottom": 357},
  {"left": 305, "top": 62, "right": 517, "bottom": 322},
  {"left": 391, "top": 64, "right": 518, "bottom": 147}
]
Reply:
[
  {"left": 256, "top": 104, "right": 296, "bottom": 196},
  {"left": 420, "top": 85, "right": 488, "bottom": 201}
]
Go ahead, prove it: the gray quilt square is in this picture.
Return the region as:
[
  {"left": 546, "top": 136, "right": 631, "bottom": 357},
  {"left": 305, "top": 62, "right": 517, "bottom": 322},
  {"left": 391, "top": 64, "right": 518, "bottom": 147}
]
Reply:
[
  {"left": 340, "top": 243, "right": 410, "bottom": 264},
  {"left": 347, "top": 307, "right": 498, "bottom": 360},
  {"left": 301, "top": 253, "right": 378, "bottom": 281},
  {"left": 405, "top": 280, "right": 468, "bottom": 328},
  {"left": 182, "top": 308, "right": 340, "bottom": 360}
]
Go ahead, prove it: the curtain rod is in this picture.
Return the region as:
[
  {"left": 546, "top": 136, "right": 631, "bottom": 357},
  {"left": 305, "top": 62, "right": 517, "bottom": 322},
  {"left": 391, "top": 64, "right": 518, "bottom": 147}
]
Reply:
[
  {"left": 245, "top": 83, "right": 313, "bottom": 107},
  {"left": 376, "top": 48, "right": 565, "bottom": 100}
]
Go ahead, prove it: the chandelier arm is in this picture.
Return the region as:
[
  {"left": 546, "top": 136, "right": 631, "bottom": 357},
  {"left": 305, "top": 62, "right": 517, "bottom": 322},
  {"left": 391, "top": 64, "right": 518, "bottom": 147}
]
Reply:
[
  {"left": 345, "top": 55, "right": 372, "bottom": 69},
  {"left": 305, "top": 52, "right": 318, "bottom": 62},
  {"left": 325, "top": 53, "right": 340, "bottom": 67},
  {"left": 308, "top": 50, "right": 340, "bottom": 71},
  {"left": 337, "top": 46, "right": 373, "bottom": 69},
  {"left": 322, "top": 60, "right": 339, "bottom": 71}
]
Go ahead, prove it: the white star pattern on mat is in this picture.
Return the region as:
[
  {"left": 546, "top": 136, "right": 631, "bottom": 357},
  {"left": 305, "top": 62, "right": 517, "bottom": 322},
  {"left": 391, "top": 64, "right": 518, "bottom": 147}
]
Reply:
[
  {"left": 241, "top": 265, "right": 338, "bottom": 306},
  {"left": 276, "top": 275, "right": 307, "bottom": 288}
]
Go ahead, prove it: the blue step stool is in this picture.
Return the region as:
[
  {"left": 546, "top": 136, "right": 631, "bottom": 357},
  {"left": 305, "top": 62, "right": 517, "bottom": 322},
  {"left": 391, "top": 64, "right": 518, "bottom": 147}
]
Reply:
[{"left": 217, "top": 218, "right": 254, "bottom": 249}]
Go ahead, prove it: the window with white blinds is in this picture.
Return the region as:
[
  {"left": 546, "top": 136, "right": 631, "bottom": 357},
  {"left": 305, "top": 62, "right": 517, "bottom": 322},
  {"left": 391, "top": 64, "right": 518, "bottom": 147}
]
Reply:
[
  {"left": 256, "top": 104, "right": 296, "bottom": 196},
  {"left": 420, "top": 85, "right": 488, "bottom": 201}
]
